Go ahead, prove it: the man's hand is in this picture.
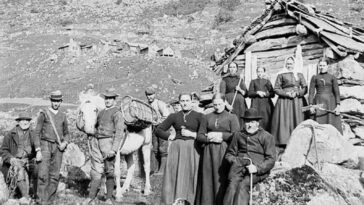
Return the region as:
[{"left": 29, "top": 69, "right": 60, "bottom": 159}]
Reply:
[
  {"left": 36, "top": 151, "right": 42, "bottom": 162},
  {"left": 58, "top": 141, "right": 68, "bottom": 151},
  {"left": 246, "top": 164, "right": 258, "bottom": 174},
  {"left": 106, "top": 150, "right": 116, "bottom": 159}
]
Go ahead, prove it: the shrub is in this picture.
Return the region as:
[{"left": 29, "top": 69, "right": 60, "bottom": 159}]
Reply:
[
  {"left": 218, "top": 0, "right": 241, "bottom": 11},
  {"left": 213, "top": 8, "right": 233, "bottom": 28},
  {"left": 162, "top": 0, "right": 210, "bottom": 16}
]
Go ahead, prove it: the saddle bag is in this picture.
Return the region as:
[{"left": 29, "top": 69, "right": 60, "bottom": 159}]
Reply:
[{"left": 121, "top": 95, "right": 159, "bottom": 129}]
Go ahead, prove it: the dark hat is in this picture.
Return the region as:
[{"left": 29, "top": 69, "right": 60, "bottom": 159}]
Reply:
[
  {"left": 242, "top": 108, "right": 262, "bottom": 120},
  {"left": 15, "top": 112, "right": 32, "bottom": 121},
  {"left": 101, "top": 88, "right": 119, "bottom": 98},
  {"left": 49, "top": 90, "right": 63, "bottom": 101},
  {"left": 145, "top": 86, "right": 156, "bottom": 95}
]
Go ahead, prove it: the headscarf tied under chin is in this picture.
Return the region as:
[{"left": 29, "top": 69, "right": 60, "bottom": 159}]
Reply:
[{"left": 277, "top": 56, "right": 300, "bottom": 81}]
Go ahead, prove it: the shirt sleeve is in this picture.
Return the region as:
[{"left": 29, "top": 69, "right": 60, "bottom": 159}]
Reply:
[
  {"left": 225, "top": 133, "right": 239, "bottom": 164},
  {"left": 248, "top": 80, "right": 259, "bottom": 98},
  {"left": 33, "top": 111, "right": 45, "bottom": 149},
  {"left": 222, "top": 114, "right": 240, "bottom": 142},
  {"left": 112, "top": 111, "right": 126, "bottom": 152},
  {"left": 332, "top": 75, "right": 341, "bottom": 105},
  {"left": 274, "top": 74, "right": 289, "bottom": 97},
  {"left": 256, "top": 132, "right": 276, "bottom": 175},
  {"left": 155, "top": 114, "right": 174, "bottom": 140},
  {"left": 0, "top": 134, "right": 14, "bottom": 164},
  {"left": 308, "top": 75, "right": 316, "bottom": 105},
  {"left": 297, "top": 73, "right": 308, "bottom": 97}
]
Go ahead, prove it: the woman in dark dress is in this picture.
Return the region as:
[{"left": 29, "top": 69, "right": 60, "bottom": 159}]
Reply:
[
  {"left": 271, "top": 56, "right": 308, "bottom": 148},
  {"left": 308, "top": 58, "right": 342, "bottom": 134},
  {"left": 248, "top": 67, "right": 275, "bottom": 132},
  {"left": 155, "top": 93, "right": 205, "bottom": 205},
  {"left": 220, "top": 62, "right": 248, "bottom": 126},
  {"left": 195, "top": 94, "right": 240, "bottom": 205}
]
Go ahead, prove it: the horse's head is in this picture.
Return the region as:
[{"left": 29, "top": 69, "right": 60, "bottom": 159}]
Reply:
[{"left": 77, "top": 94, "right": 105, "bottom": 135}]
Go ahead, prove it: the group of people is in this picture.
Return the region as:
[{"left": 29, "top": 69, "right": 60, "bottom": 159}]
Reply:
[{"left": 0, "top": 55, "right": 343, "bottom": 205}]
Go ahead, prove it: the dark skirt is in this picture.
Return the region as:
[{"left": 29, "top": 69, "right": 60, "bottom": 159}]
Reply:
[
  {"left": 195, "top": 142, "right": 229, "bottom": 205},
  {"left": 161, "top": 139, "right": 200, "bottom": 205},
  {"left": 250, "top": 98, "right": 274, "bottom": 132},
  {"left": 311, "top": 93, "right": 343, "bottom": 134},
  {"left": 271, "top": 97, "right": 307, "bottom": 145},
  {"left": 225, "top": 93, "right": 247, "bottom": 127}
]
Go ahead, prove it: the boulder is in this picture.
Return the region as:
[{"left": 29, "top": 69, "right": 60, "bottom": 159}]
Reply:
[
  {"left": 254, "top": 165, "right": 346, "bottom": 205},
  {"left": 60, "top": 143, "right": 86, "bottom": 178},
  {"left": 353, "top": 126, "right": 364, "bottom": 140},
  {"left": 340, "top": 98, "right": 364, "bottom": 114},
  {"left": 0, "top": 172, "right": 9, "bottom": 204},
  {"left": 320, "top": 163, "right": 364, "bottom": 205},
  {"left": 342, "top": 122, "right": 356, "bottom": 141},
  {"left": 281, "top": 120, "right": 358, "bottom": 168},
  {"left": 340, "top": 86, "right": 364, "bottom": 101},
  {"left": 336, "top": 55, "right": 364, "bottom": 81}
]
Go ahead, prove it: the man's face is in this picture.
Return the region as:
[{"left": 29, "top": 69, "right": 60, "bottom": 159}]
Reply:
[
  {"left": 51, "top": 100, "right": 62, "bottom": 110},
  {"left": 18, "top": 120, "right": 31, "bottom": 130},
  {"left": 245, "top": 120, "right": 259, "bottom": 134},
  {"left": 105, "top": 97, "right": 116, "bottom": 108},
  {"left": 146, "top": 94, "right": 155, "bottom": 103},
  {"left": 179, "top": 95, "right": 192, "bottom": 111}
]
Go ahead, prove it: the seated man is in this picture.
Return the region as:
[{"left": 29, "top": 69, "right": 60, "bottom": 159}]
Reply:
[
  {"left": 223, "top": 108, "right": 276, "bottom": 205},
  {"left": 0, "top": 112, "right": 41, "bottom": 203}
]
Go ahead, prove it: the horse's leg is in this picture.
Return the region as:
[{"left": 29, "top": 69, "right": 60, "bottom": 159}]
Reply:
[
  {"left": 115, "top": 149, "right": 123, "bottom": 202},
  {"left": 120, "top": 153, "right": 135, "bottom": 195},
  {"left": 142, "top": 142, "right": 152, "bottom": 195}
]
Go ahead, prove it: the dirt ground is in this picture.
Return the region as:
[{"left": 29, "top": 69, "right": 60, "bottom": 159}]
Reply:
[{"left": 1, "top": 0, "right": 364, "bottom": 204}]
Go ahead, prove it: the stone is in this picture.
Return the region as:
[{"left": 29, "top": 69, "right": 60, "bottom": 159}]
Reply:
[
  {"left": 340, "top": 98, "right": 364, "bottom": 114},
  {"left": 320, "top": 163, "right": 364, "bottom": 205},
  {"left": 353, "top": 126, "right": 364, "bottom": 140},
  {"left": 342, "top": 122, "right": 356, "bottom": 141},
  {"left": 281, "top": 120, "right": 358, "bottom": 168},
  {"left": 340, "top": 86, "right": 364, "bottom": 101},
  {"left": 0, "top": 172, "right": 9, "bottom": 204},
  {"left": 60, "top": 143, "right": 86, "bottom": 178},
  {"left": 337, "top": 55, "right": 364, "bottom": 81}
]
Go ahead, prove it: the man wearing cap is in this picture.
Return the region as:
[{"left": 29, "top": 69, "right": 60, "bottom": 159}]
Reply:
[
  {"left": 145, "top": 86, "right": 170, "bottom": 175},
  {"left": 84, "top": 88, "right": 125, "bottom": 204},
  {"left": 223, "top": 108, "right": 276, "bottom": 205},
  {"left": 33, "top": 90, "right": 70, "bottom": 204},
  {"left": 0, "top": 112, "right": 40, "bottom": 203}
]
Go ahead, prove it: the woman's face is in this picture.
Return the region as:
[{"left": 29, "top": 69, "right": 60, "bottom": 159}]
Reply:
[
  {"left": 257, "top": 67, "right": 265, "bottom": 79},
  {"left": 213, "top": 98, "right": 225, "bottom": 114},
  {"left": 285, "top": 58, "right": 295, "bottom": 71},
  {"left": 179, "top": 95, "right": 192, "bottom": 111},
  {"left": 228, "top": 63, "right": 238, "bottom": 75},
  {"left": 318, "top": 61, "right": 328, "bottom": 73}
]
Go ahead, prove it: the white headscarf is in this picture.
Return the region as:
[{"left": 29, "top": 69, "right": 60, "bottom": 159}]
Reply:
[{"left": 277, "top": 56, "right": 300, "bottom": 80}]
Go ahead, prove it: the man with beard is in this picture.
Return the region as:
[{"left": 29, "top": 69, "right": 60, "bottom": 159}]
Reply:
[
  {"left": 0, "top": 113, "right": 41, "bottom": 203},
  {"left": 34, "top": 90, "right": 70, "bottom": 205},
  {"left": 223, "top": 108, "right": 276, "bottom": 205}
]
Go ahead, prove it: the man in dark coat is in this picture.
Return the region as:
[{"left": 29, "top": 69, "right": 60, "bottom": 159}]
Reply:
[
  {"left": 34, "top": 90, "right": 70, "bottom": 204},
  {"left": 0, "top": 112, "right": 41, "bottom": 203},
  {"left": 223, "top": 108, "right": 276, "bottom": 205}
]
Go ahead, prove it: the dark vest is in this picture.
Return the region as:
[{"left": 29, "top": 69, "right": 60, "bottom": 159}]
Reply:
[{"left": 96, "top": 107, "right": 120, "bottom": 138}]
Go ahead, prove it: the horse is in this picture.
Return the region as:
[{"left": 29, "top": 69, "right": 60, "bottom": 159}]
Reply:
[{"left": 77, "top": 93, "right": 152, "bottom": 201}]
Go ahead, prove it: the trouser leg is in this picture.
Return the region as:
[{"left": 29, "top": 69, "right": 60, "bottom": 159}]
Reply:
[
  {"left": 37, "top": 141, "right": 51, "bottom": 202},
  {"left": 47, "top": 143, "right": 63, "bottom": 202}
]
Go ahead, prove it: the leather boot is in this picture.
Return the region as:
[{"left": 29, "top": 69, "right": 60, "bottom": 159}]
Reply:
[
  {"left": 156, "top": 156, "right": 167, "bottom": 175},
  {"left": 106, "top": 177, "right": 115, "bottom": 200}
]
